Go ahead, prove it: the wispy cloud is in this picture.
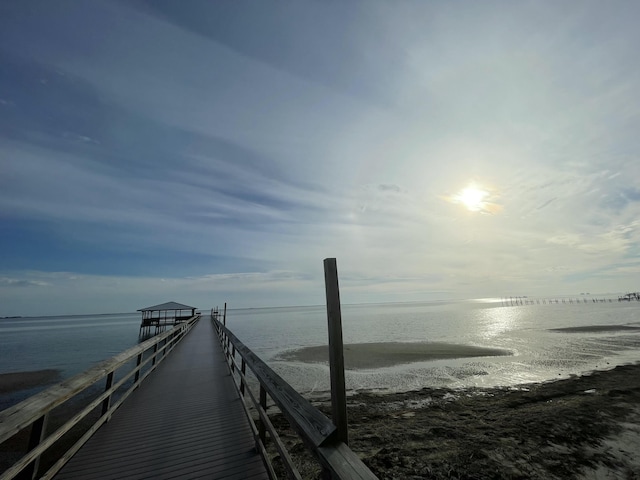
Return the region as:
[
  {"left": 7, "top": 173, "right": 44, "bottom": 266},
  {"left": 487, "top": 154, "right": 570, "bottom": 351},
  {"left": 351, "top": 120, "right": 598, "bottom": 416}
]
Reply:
[
  {"left": 2, "top": 1, "right": 640, "bottom": 315},
  {"left": 0, "top": 277, "right": 49, "bottom": 288}
]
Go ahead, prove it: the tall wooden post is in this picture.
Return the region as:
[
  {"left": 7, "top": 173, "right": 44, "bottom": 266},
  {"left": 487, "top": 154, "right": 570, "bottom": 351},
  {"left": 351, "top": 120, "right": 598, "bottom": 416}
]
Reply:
[
  {"left": 323, "top": 258, "right": 348, "bottom": 445},
  {"left": 223, "top": 302, "right": 227, "bottom": 326}
]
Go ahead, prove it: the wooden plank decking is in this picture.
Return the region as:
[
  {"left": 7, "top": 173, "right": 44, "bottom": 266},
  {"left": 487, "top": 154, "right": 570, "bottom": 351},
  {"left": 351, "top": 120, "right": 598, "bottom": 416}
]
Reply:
[{"left": 54, "top": 318, "right": 269, "bottom": 480}]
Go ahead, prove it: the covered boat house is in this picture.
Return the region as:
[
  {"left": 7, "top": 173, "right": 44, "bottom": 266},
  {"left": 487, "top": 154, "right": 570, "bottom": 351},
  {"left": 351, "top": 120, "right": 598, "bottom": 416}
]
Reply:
[{"left": 138, "top": 301, "right": 198, "bottom": 337}]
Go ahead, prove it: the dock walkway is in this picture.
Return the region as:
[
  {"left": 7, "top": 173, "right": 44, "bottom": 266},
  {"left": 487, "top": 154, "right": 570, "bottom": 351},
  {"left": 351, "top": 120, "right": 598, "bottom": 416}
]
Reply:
[{"left": 54, "top": 318, "right": 269, "bottom": 480}]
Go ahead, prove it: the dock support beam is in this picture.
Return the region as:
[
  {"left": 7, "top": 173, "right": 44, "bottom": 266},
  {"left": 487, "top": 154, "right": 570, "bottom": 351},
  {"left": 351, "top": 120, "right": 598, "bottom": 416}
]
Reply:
[{"left": 323, "top": 257, "right": 348, "bottom": 445}]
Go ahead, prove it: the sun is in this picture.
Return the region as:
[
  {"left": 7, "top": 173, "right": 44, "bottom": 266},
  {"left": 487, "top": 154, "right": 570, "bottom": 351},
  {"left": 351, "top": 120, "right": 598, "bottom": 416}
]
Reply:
[
  {"left": 444, "top": 181, "right": 502, "bottom": 214},
  {"left": 458, "top": 186, "right": 488, "bottom": 211},
  {"left": 454, "top": 184, "right": 489, "bottom": 212}
]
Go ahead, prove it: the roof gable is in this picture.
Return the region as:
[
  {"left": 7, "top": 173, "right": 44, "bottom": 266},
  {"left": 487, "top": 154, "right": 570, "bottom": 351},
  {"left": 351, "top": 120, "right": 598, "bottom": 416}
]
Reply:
[{"left": 137, "top": 301, "right": 197, "bottom": 312}]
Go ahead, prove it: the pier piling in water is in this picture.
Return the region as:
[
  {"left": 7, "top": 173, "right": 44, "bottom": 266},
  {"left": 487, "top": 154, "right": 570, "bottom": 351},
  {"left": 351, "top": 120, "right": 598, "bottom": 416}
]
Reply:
[{"left": 502, "top": 295, "right": 630, "bottom": 306}]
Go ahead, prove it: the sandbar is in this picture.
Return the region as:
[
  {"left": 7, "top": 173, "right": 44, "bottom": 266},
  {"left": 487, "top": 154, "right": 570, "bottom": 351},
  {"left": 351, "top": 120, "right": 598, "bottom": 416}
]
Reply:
[
  {"left": 550, "top": 325, "right": 640, "bottom": 333},
  {"left": 0, "top": 369, "right": 61, "bottom": 394},
  {"left": 277, "top": 342, "right": 511, "bottom": 369}
]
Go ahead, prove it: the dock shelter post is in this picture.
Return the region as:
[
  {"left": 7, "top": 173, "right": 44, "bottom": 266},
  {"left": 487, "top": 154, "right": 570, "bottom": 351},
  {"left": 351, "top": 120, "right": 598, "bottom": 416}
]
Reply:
[{"left": 323, "top": 257, "right": 348, "bottom": 445}]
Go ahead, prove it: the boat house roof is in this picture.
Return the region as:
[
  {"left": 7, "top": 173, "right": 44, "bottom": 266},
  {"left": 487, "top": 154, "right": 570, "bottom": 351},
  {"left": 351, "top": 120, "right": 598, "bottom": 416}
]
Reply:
[{"left": 137, "top": 301, "right": 197, "bottom": 312}]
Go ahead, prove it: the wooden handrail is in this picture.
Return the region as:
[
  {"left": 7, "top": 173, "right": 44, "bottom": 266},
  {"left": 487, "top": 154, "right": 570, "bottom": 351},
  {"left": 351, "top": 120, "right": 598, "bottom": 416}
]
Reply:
[
  {"left": 0, "top": 315, "right": 199, "bottom": 480},
  {"left": 215, "top": 319, "right": 336, "bottom": 448},
  {"left": 213, "top": 317, "right": 378, "bottom": 480},
  {"left": 219, "top": 337, "right": 302, "bottom": 480}
]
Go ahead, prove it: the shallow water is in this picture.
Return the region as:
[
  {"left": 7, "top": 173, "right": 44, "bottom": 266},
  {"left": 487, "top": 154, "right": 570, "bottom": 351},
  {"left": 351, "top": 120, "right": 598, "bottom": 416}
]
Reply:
[
  {"left": 0, "top": 312, "right": 142, "bottom": 409},
  {"left": 225, "top": 299, "right": 640, "bottom": 395},
  {"left": 0, "top": 313, "right": 141, "bottom": 376}
]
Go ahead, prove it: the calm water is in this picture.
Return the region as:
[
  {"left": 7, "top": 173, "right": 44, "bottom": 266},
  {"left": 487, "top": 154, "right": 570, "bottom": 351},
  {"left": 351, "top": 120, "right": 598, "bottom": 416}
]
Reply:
[
  {"left": 0, "top": 312, "right": 142, "bottom": 378},
  {"left": 0, "top": 312, "right": 142, "bottom": 409},
  {"left": 2, "top": 299, "right": 640, "bottom": 407}
]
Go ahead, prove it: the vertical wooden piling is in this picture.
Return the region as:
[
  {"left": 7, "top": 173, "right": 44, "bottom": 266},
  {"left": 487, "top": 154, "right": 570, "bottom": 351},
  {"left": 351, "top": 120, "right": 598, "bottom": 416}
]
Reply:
[
  {"left": 223, "top": 302, "right": 227, "bottom": 326},
  {"left": 323, "top": 257, "right": 348, "bottom": 445}
]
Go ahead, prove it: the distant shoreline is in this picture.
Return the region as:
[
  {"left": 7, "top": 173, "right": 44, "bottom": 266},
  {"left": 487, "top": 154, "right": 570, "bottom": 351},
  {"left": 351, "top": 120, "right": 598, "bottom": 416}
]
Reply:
[{"left": 0, "top": 369, "right": 61, "bottom": 395}]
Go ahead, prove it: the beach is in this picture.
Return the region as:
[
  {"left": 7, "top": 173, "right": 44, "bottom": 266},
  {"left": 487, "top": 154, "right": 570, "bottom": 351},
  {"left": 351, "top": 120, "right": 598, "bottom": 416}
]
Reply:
[{"left": 268, "top": 363, "right": 640, "bottom": 479}]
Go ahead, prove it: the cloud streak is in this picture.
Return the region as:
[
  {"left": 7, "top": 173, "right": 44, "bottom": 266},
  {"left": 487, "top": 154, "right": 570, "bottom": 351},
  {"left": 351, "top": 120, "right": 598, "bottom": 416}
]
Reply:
[{"left": 2, "top": 1, "right": 640, "bottom": 315}]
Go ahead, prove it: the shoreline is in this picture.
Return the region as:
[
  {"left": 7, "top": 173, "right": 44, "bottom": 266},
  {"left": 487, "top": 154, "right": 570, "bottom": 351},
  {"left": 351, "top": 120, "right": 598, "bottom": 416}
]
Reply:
[{"left": 268, "top": 362, "right": 640, "bottom": 479}]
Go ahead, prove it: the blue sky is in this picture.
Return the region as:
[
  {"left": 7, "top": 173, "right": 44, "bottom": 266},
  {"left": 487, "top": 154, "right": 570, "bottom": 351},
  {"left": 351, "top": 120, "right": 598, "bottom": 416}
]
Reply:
[{"left": 2, "top": 1, "right": 640, "bottom": 316}]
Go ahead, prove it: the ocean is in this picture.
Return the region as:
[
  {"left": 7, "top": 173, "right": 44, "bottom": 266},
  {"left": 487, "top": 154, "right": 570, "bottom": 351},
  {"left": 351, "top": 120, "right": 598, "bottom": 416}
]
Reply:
[{"left": 2, "top": 298, "right": 640, "bottom": 408}]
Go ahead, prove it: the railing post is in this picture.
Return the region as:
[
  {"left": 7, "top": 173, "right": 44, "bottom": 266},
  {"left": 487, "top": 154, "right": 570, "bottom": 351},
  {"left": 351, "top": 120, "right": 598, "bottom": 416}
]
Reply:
[
  {"left": 134, "top": 353, "right": 143, "bottom": 383},
  {"left": 259, "top": 385, "right": 267, "bottom": 445},
  {"left": 22, "top": 413, "right": 48, "bottom": 480},
  {"left": 102, "top": 371, "right": 115, "bottom": 417},
  {"left": 240, "top": 359, "right": 246, "bottom": 395},
  {"left": 324, "top": 257, "right": 349, "bottom": 445},
  {"left": 231, "top": 345, "right": 236, "bottom": 372},
  {"left": 152, "top": 343, "right": 158, "bottom": 366}
]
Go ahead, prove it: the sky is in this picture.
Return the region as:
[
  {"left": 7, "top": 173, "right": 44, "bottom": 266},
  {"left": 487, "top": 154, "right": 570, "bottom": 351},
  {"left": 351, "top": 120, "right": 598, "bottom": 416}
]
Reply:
[{"left": 2, "top": 1, "right": 640, "bottom": 316}]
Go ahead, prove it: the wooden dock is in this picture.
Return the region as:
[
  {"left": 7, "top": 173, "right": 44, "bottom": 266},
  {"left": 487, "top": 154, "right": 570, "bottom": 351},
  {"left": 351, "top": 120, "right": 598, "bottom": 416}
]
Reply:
[
  {"left": 2, "top": 262, "right": 378, "bottom": 479},
  {"left": 54, "top": 318, "right": 269, "bottom": 480}
]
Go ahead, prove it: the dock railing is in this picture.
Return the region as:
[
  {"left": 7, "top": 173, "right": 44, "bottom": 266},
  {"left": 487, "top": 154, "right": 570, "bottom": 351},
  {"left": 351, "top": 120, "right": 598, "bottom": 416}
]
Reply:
[
  {"left": 0, "top": 315, "right": 200, "bottom": 480},
  {"left": 212, "top": 315, "right": 378, "bottom": 480}
]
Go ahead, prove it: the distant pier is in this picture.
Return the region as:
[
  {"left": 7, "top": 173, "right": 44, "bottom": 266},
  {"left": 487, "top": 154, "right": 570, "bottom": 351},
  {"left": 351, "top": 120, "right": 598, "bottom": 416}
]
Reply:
[{"left": 500, "top": 295, "right": 638, "bottom": 306}]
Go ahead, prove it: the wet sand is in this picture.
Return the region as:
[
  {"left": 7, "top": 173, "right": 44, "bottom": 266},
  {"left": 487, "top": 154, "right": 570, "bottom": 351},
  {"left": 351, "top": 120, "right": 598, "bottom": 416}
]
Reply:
[
  {"left": 277, "top": 342, "right": 512, "bottom": 369},
  {"left": 550, "top": 325, "right": 640, "bottom": 333},
  {"left": 0, "top": 369, "right": 61, "bottom": 394},
  {"left": 268, "top": 363, "right": 640, "bottom": 479}
]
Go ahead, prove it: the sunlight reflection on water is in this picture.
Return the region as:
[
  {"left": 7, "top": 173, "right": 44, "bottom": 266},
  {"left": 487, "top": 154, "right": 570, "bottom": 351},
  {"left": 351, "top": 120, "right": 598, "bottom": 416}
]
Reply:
[
  {"left": 228, "top": 300, "right": 640, "bottom": 395},
  {"left": 477, "top": 306, "right": 524, "bottom": 339}
]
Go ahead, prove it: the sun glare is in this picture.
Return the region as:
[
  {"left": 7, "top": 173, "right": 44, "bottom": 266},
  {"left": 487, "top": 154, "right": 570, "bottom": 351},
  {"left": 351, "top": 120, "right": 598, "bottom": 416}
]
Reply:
[
  {"left": 443, "top": 181, "right": 502, "bottom": 215},
  {"left": 455, "top": 184, "right": 489, "bottom": 212}
]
